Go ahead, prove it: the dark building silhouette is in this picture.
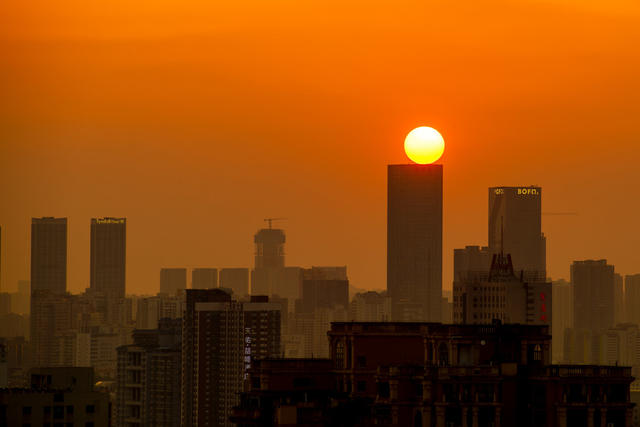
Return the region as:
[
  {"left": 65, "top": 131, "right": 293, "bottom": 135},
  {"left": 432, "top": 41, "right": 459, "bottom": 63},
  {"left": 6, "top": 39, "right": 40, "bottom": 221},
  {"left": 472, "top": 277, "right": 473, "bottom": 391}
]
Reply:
[
  {"left": 453, "top": 251, "right": 552, "bottom": 326},
  {"left": 387, "top": 164, "right": 442, "bottom": 321},
  {"left": 160, "top": 268, "right": 187, "bottom": 295},
  {"left": 30, "top": 290, "right": 73, "bottom": 367},
  {"left": 453, "top": 245, "right": 492, "bottom": 282},
  {"left": 572, "top": 259, "right": 615, "bottom": 331},
  {"left": 252, "top": 227, "right": 286, "bottom": 296},
  {"left": 625, "top": 274, "right": 640, "bottom": 325},
  {"left": 233, "top": 322, "right": 634, "bottom": 427},
  {"left": 220, "top": 268, "right": 249, "bottom": 297},
  {"left": 0, "top": 367, "right": 110, "bottom": 426},
  {"left": 31, "top": 217, "right": 67, "bottom": 294},
  {"left": 488, "top": 186, "right": 546, "bottom": 278},
  {"left": 181, "top": 288, "right": 237, "bottom": 427},
  {"left": 299, "top": 276, "right": 349, "bottom": 314},
  {"left": 243, "top": 296, "right": 282, "bottom": 373},
  {"left": 192, "top": 267, "right": 218, "bottom": 289},
  {"left": 116, "top": 319, "right": 182, "bottom": 427},
  {"left": 90, "top": 217, "right": 126, "bottom": 299}
]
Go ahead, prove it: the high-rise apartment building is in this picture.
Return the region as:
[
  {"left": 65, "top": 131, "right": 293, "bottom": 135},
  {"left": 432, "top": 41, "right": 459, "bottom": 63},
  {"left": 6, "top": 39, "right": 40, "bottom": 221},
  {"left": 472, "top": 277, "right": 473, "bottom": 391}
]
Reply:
[
  {"left": 181, "top": 289, "right": 237, "bottom": 426},
  {"left": 160, "top": 268, "right": 187, "bottom": 295},
  {"left": 243, "top": 296, "right": 282, "bottom": 369},
  {"left": 572, "top": 259, "right": 615, "bottom": 331},
  {"left": 219, "top": 268, "right": 249, "bottom": 297},
  {"left": 116, "top": 319, "right": 182, "bottom": 427},
  {"left": 90, "top": 217, "right": 126, "bottom": 299},
  {"left": 191, "top": 268, "right": 218, "bottom": 289},
  {"left": 31, "top": 217, "right": 67, "bottom": 294},
  {"left": 30, "top": 290, "right": 74, "bottom": 367},
  {"left": 387, "top": 164, "right": 442, "bottom": 321},
  {"left": 488, "top": 187, "right": 546, "bottom": 278}
]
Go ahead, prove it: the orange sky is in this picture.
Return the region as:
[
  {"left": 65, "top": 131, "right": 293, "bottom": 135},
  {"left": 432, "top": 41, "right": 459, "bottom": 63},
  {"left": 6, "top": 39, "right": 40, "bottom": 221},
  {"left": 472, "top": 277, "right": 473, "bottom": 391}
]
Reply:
[{"left": 1, "top": 0, "right": 639, "bottom": 295}]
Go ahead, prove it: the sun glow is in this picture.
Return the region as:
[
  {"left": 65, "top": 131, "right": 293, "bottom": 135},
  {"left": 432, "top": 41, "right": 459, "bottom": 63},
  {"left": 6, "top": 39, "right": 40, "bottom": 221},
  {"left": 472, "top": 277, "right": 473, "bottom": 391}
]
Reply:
[{"left": 404, "top": 126, "right": 445, "bottom": 164}]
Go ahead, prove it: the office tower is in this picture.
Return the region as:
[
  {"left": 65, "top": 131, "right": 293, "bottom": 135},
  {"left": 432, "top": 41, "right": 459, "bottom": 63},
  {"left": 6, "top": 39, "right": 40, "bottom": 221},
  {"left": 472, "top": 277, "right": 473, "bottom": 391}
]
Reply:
[
  {"left": 552, "top": 279, "right": 573, "bottom": 363},
  {"left": 453, "top": 252, "right": 552, "bottom": 326},
  {"left": 191, "top": 268, "right": 218, "bottom": 289},
  {"left": 90, "top": 217, "right": 126, "bottom": 299},
  {"left": 252, "top": 227, "right": 286, "bottom": 296},
  {"left": 219, "top": 268, "right": 249, "bottom": 297},
  {"left": 116, "top": 319, "right": 182, "bottom": 427},
  {"left": 572, "top": 259, "right": 615, "bottom": 331},
  {"left": 387, "top": 164, "right": 442, "bottom": 321},
  {"left": 488, "top": 186, "right": 546, "bottom": 278},
  {"left": 243, "top": 296, "right": 282, "bottom": 369},
  {"left": 349, "top": 291, "right": 392, "bottom": 322},
  {"left": 160, "top": 268, "right": 187, "bottom": 295},
  {"left": 625, "top": 274, "right": 640, "bottom": 324},
  {"left": 31, "top": 217, "right": 67, "bottom": 293},
  {"left": 181, "top": 289, "right": 237, "bottom": 426}
]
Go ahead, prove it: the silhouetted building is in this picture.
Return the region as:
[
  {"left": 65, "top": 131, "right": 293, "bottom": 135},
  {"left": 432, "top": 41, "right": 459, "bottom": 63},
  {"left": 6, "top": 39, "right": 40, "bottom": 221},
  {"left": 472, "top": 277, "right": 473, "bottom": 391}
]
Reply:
[
  {"left": 299, "top": 270, "right": 349, "bottom": 314},
  {"left": 625, "top": 274, "right": 640, "bottom": 325},
  {"left": 181, "top": 288, "right": 236, "bottom": 427},
  {"left": 387, "top": 164, "right": 442, "bottom": 322},
  {"left": 31, "top": 217, "right": 67, "bottom": 294},
  {"left": 488, "top": 186, "right": 546, "bottom": 278},
  {"left": 192, "top": 267, "right": 218, "bottom": 289},
  {"left": 615, "top": 273, "right": 625, "bottom": 325},
  {"left": 0, "top": 367, "right": 110, "bottom": 426},
  {"left": 552, "top": 279, "right": 573, "bottom": 363},
  {"left": 220, "top": 268, "right": 250, "bottom": 297},
  {"left": 0, "top": 293, "right": 10, "bottom": 316},
  {"left": 30, "top": 290, "right": 73, "bottom": 367},
  {"left": 116, "top": 319, "right": 182, "bottom": 427},
  {"left": 453, "top": 245, "right": 492, "bottom": 282},
  {"left": 349, "top": 291, "right": 392, "bottom": 322},
  {"left": 90, "top": 217, "right": 126, "bottom": 299},
  {"left": 233, "top": 322, "right": 634, "bottom": 427},
  {"left": 10, "top": 280, "right": 30, "bottom": 315},
  {"left": 160, "top": 268, "right": 187, "bottom": 295},
  {"left": 252, "top": 227, "right": 286, "bottom": 296},
  {"left": 572, "top": 259, "right": 616, "bottom": 332},
  {"left": 453, "top": 252, "right": 552, "bottom": 326}
]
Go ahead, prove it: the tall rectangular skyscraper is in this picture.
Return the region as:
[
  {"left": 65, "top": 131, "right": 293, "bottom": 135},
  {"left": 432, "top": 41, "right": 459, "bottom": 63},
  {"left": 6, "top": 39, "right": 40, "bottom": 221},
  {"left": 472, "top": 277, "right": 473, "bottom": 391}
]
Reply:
[
  {"left": 387, "top": 164, "right": 442, "bottom": 322},
  {"left": 160, "top": 268, "right": 187, "bottom": 295},
  {"left": 488, "top": 186, "right": 546, "bottom": 278},
  {"left": 90, "top": 217, "right": 126, "bottom": 298},
  {"left": 31, "top": 217, "right": 67, "bottom": 294}
]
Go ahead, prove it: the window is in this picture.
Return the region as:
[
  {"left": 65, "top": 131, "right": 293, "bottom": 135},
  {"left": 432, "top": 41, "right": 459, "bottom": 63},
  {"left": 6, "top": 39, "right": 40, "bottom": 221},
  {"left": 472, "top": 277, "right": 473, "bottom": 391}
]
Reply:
[
  {"left": 54, "top": 406, "right": 64, "bottom": 419},
  {"left": 357, "top": 381, "right": 366, "bottom": 392},
  {"left": 66, "top": 406, "right": 74, "bottom": 415},
  {"left": 357, "top": 356, "right": 367, "bottom": 368},
  {"left": 85, "top": 405, "right": 95, "bottom": 414},
  {"left": 85, "top": 423, "right": 94, "bottom": 427},
  {"left": 335, "top": 341, "right": 344, "bottom": 369},
  {"left": 378, "top": 382, "right": 390, "bottom": 398},
  {"left": 22, "top": 406, "right": 32, "bottom": 416}
]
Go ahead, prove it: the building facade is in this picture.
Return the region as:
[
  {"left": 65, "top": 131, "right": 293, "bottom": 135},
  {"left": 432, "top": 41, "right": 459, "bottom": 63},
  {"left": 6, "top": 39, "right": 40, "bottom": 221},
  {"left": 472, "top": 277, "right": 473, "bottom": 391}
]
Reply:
[
  {"left": 90, "top": 217, "right": 126, "bottom": 299},
  {"left": 387, "top": 164, "right": 442, "bottom": 322},
  {"left": 31, "top": 217, "right": 67, "bottom": 294}
]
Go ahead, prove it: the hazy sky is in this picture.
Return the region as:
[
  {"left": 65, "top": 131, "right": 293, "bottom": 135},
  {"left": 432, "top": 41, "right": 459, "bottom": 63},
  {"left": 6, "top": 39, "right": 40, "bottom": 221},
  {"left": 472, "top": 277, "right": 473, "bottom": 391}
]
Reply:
[{"left": 1, "top": 1, "right": 639, "bottom": 294}]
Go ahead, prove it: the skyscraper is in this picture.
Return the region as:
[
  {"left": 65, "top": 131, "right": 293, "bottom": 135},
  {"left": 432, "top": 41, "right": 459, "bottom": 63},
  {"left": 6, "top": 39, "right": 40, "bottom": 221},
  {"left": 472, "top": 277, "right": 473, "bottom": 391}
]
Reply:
[
  {"left": 159, "top": 268, "right": 187, "bottom": 295},
  {"left": 572, "top": 259, "right": 615, "bottom": 331},
  {"left": 191, "top": 268, "right": 218, "bottom": 289},
  {"left": 387, "top": 164, "right": 442, "bottom": 321},
  {"left": 625, "top": 274, "right": 640, "bottom": 324},
  {"left": 488, "top": 187, "right": 546, "bottom": 278},
  {"left": 31, "top": 217, "right": 67, "bottom": 294},
  {"left": 90, "top": 217, "right": 126, "bottom": 299}
]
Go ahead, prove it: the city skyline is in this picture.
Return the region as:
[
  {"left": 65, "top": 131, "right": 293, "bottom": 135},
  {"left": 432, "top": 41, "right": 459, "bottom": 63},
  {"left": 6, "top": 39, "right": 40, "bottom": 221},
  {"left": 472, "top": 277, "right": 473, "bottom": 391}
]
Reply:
[{"left": 2, "top": 2, "right": 640, "bottom": 295}]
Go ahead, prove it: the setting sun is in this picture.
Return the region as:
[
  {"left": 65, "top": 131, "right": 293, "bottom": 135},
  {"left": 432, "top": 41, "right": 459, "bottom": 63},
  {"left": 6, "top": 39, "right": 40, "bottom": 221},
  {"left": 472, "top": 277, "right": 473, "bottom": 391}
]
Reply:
[{"left": 404, "top": 126, "right": 445, "bottom": 164}]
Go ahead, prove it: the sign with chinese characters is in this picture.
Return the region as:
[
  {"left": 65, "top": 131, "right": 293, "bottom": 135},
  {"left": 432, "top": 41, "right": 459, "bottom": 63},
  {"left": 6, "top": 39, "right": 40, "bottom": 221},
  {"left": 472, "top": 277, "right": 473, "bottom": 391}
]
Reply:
[{"left": 244, "top": 328, "right": 252, "bottom": 379}]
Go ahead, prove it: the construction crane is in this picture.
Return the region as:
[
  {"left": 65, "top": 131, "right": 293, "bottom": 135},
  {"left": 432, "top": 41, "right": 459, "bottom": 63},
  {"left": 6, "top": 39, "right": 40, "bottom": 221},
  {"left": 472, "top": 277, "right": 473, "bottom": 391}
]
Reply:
[{"left": 263, "top": 218, "right": 287, "bottom": 229}]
